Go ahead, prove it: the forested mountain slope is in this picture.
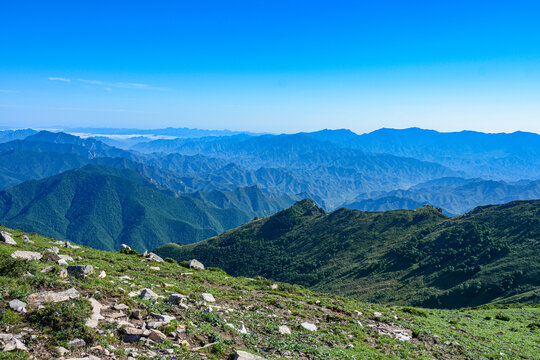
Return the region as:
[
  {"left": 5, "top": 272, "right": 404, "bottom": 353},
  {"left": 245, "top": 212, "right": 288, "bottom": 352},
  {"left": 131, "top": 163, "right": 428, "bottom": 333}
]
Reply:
[
  {"left": 0, "top": 165, "right": 293, "bottom": 251},
  {"left": 155, "top": 199, "right": 540, "bottom": 308}
]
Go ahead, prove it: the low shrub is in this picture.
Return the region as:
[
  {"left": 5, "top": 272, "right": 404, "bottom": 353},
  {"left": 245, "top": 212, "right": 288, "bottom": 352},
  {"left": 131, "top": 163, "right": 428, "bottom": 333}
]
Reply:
[
  {"left": 400, "top": 307, "right": 428, "bottom": 317},
  {"left": 27, "top": 298, "right": 94, "bottom": 344},
  {"left": 0, "top": 254, "right": 35, "bottom": 277},
  {"left": 120, "top": 248, "right": 139, "bottom": 255},
  {"left": 495, "top": 314, "right": 510, "bottom": 321}
]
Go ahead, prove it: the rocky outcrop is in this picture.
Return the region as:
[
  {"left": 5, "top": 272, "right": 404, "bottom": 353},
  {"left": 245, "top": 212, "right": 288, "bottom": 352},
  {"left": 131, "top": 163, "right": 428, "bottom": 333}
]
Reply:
[
  {"left": 11, "top": 251, "right": 42, "bottom": 260},
  {"left": 27, "top": 287, "right": 80, "bottom": 306},
  {"left": 0, "top": 231, "right": 16, "bottom": 245},
  {"left": 187, "top": 259, "right": 204, "bottom": 269},
  {"left": 67, "top": 265, "right": 94, "bottom": 278}
]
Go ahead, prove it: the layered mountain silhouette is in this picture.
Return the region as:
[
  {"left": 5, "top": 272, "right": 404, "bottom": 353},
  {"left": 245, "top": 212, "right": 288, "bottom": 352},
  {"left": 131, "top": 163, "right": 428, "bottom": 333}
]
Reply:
[{"left": 343, "top": 177, "right": 540, "bottom": 215}]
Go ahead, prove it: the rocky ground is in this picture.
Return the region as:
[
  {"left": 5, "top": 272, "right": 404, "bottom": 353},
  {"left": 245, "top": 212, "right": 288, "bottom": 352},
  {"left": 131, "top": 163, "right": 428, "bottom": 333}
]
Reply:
[{"left": 0, "top": 227, "right": 538, "bottom": 360}]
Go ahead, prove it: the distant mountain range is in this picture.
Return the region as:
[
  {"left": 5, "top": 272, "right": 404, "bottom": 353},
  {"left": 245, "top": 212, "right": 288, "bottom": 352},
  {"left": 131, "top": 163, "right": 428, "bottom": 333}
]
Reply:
[
  {"left": 155, "top": 199, "right": 540, "bottom": 308},
  {"left": 303, "top": 128, "right": 540, "bottom": 181},
  {"left": 0, "top": 127, "right": 538, "bottom": 253},
  {"left": 344, "top": 177, "right": 540, "bottom": 215}
]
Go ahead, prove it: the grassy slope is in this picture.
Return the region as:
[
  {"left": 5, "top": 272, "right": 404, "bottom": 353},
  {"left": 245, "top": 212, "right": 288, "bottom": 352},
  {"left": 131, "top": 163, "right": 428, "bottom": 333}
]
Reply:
[
  {"left": 155, "top": 199, "right": 540, "bottom": 308},
  {"left": 0, "top": 226, "right": 538, "bottom": 360}
]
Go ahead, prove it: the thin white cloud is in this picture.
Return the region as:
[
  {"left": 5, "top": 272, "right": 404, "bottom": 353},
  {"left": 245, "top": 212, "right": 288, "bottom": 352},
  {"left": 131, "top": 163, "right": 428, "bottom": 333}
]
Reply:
[
  {"left": 48, "top": 77, "right": 167, "bottom": 91},
  {"left": 77, "top": 79, "right": 105, "bottom": 85},
  {"left": 48, "top": 77, "right": 71, "bottom": 82},
  {"left": 77, "top": 78, "right": 167, "bottom": 90},
  {"left": 0, "top": 89, "right": 19, "bottom": 93}
]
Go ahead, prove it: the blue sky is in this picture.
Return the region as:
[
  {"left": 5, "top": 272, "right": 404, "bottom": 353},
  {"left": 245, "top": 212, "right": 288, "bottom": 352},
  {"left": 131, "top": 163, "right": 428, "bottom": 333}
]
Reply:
[{"left": 1, "top": 0, "right": 539, "bottom": 133}]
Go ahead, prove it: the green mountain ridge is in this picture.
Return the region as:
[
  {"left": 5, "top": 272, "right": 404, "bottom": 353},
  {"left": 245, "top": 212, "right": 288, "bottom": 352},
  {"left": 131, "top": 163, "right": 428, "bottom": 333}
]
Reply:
[
  {"left": 155, "top": 199, "right": 540, "bottom": 309},
  {"left": 0, "top": 165, "right": 294, "bottom": 251}
]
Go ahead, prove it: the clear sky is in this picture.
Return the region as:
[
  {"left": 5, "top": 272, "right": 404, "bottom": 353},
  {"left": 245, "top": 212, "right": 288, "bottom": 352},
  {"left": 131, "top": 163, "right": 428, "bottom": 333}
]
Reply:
[{"left": 1, "top": 0, "right": 539, "bottom": 134}]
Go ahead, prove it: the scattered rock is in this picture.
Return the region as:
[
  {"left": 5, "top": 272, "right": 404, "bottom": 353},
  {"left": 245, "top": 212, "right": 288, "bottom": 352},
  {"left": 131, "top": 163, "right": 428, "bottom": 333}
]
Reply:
[
  {"left": 151, "top": 312, "right": 175, "bottom": 323},
  {"left": 122, "top": 327, "right": 144, "bottom": 336},
  {"left": 68, "top": 338, "right": 86, "bottom": 348},
  {"left": 168, "top": 293, "right": 187, "bottom": 305},
  {"left": 9, "top": 299, "right": 27, "bottom": 313},
  {"left": 42, "top": 252, "right": 61, "bottom": 262},
  {"left": 130, "top": 309, "right": 142, "bottom": 319},
  {"left": 233, "top": 350, "right": 265, "bottom": 360},
  {"left": 301, "top": 322, "right": 317, "bottom": 331},
  {"left": 67, "top": 265, "right": 94, "bottom": 278},
  {"left": 200, "top": 293, "right": 215, "bottom": 302},
  {"left": 64, "top": 241, "right": 80, "bottom": 249},
  {"left": 123, "top": 334, "right": 142, "bottom": 343},
  {"left": 373, "top": 311, "right": 383, "bottom": 318},
  {"left": 278, "top": 325, "right": 291, "bottom": 334},
  {"left": 140, "top": 288, "right": 159, "bottom": 301},
  {"left": 58, "top": 254, "right": 74, "bottom": 262},
  {"left": 270, "top": 283, "right": 279, "bottom": 290},
  {"left": 41, "top": 265, "right": 54, "bottom": 273},
  {"left": 120, "top": 244, "right": 131, "bottom": 251},
  {"left": 147, "top": 252, "right": 164, "bottom": 262},
  {"left": 113, "top": 303, "right": 129, "bottom": 311},
  {"left": 149, "top": 266, "right": 160, "bottom": 271},
  {"left": 238, "top": 324, "right": 249, "bottom": 334},
  {"left": 368, "top": 323, "right": 412, "bottom": 342},
  {"left": 47, "top": 246, "right": 60, "bottom": 254},
  {"left": 11, "top": 251, "right": 42, "bottom": 261},
  {"left": 22, "top": 235, "right": 34, "bottom": 244},
  {"left": 57, "top": 346, "right": 69, "bottom": 356},
  {"left": 58, "top": 259, "right": 69, "bottom": 267},
  {"left": 86, "top": 298, "right": 104, "bottom": 328},
  {"left": 148, "top": 329, "right": 167, "bottom": 342},
  {"left": 98, "top": 270, "right": 106, "bottom": 278},
  {"left": 187, "top": 259, "right": 204, "bottom": 269},
  {"left": 27, "top": 287, "right": 80, "bottom": 306},
  {"left": 2, "top": 337, "right": 28, "bottom": 352},
  {"left": 0, "top": 231, "right": 17, "bottom": 245},
  {"left": 147, "top": 321, "right": 164, "bottom": 329}
]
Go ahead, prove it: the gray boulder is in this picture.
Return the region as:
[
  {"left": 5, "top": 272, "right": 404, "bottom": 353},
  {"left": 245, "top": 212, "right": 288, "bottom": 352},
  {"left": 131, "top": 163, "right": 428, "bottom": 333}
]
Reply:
[
  {"left": 168, "top": 293, "right": 187, "bottom": 305},
  {"left": 187, "top": 259, "right": 204, "bottom": 269},
  {"left": 233, "top": 350, "right": 265, "bottom": 360},
  {"left": 67, "top": 265, "right": 94, "bottom": 278},
  {"left": 9, "top": 299, "right": 27, "bottom": 313},
  {"left": 27, "top": 287, "right": 80, "bottom": 306},
  {"left": 2, "top": 337, "right": 27, "bottom": 352},
  {"left": 150, "top": 312, "right": 175, "bottom": 323},
  {"left": 147, "top": 252, "right": 164, "bottom": 262},
  {"left": 11, "top": 251, "right": 42, "bottom": 261},
  {"left": 47, "top": 246, "right": 60, "bottom": 254},
  {"left": 68, "top": 338, "right": 86, "bottom": 348},
  {"left": 120, "top": 244, "right": 131, "bottom": 251},
  {"left": 22, "top": 235, "right": 34, "bottom": 244},
  {"left": 200, "top": 293, "right": 215, "bottom": 302},
  {"left": 139, "top": 288, "right": 159, "bottom": 301},
  {"left": 0, "top": 231, "right": 16, "bottom": 245}
]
